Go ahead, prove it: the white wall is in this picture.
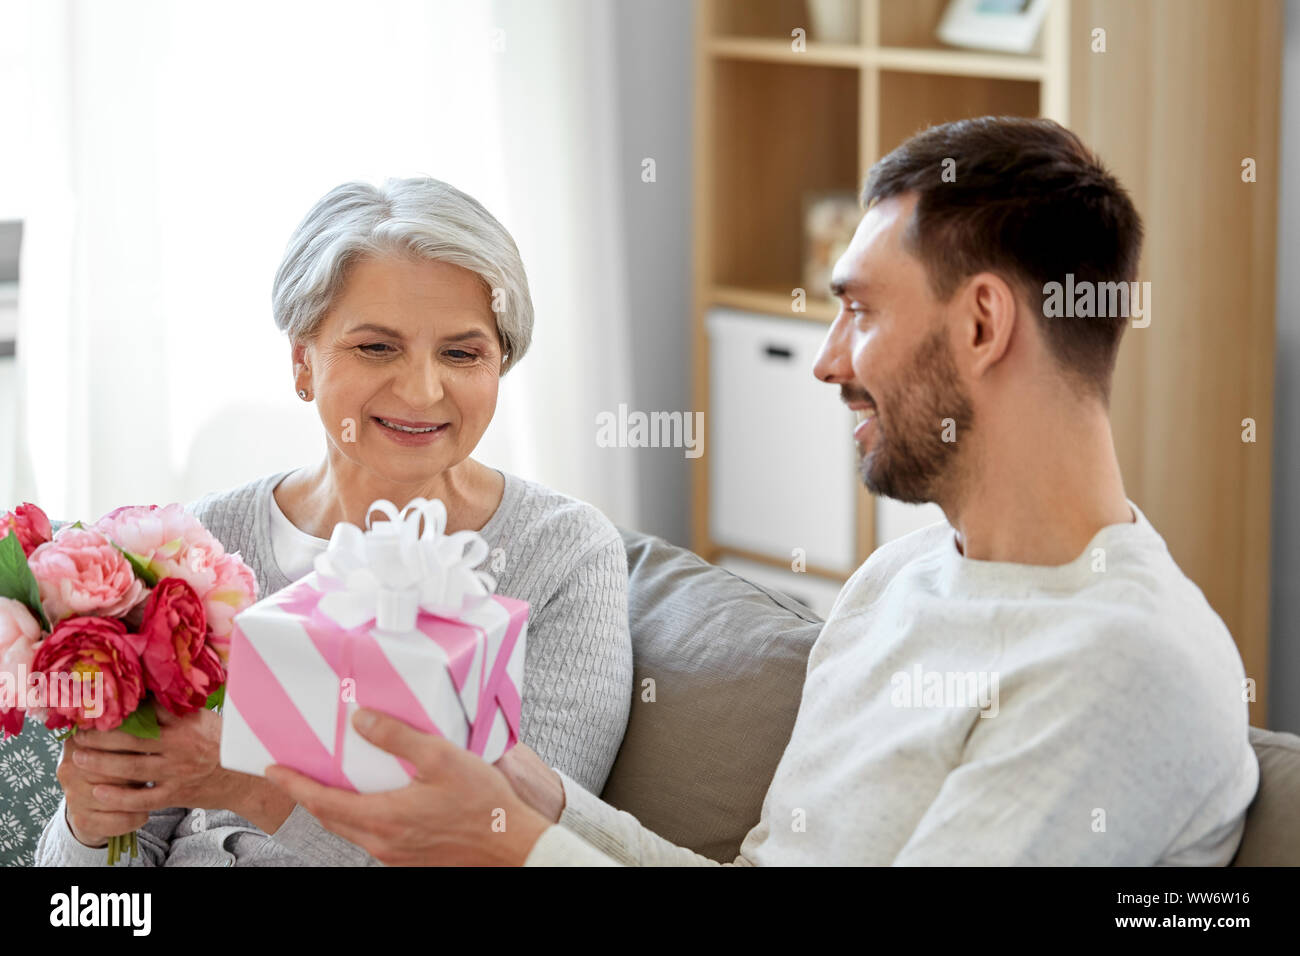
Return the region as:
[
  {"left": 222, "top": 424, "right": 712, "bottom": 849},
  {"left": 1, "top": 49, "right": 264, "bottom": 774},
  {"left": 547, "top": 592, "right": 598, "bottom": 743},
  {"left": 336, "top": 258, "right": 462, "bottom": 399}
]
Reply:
[
  {"left": 0, "top": 0, "right": 29, "bottom": 222},
  {"left": 611, "top": 0, "right": 694, "bottom": 546},
  {"left": 0, "top": 0, "right": 29, "bottom": 508}
]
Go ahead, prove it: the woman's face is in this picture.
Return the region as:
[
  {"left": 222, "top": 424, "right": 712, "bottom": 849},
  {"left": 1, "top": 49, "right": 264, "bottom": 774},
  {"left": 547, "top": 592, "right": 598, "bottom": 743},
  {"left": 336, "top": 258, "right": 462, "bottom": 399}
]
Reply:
[{"left": 297, "top": 254, "right": 503, "bottom": 485}]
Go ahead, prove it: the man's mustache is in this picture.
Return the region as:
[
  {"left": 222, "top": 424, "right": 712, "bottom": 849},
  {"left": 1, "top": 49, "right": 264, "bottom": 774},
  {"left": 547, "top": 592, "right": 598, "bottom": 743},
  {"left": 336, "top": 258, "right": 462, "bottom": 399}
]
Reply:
[{"left": 840, "top": 385, "right": 875, "bottom": 407}]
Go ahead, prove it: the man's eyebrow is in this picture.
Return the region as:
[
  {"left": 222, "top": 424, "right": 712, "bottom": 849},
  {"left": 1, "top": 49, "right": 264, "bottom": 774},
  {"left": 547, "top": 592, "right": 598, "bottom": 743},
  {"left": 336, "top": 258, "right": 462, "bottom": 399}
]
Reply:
[{"left": 830, "top": 278, "right": 866, "bottom": 298}]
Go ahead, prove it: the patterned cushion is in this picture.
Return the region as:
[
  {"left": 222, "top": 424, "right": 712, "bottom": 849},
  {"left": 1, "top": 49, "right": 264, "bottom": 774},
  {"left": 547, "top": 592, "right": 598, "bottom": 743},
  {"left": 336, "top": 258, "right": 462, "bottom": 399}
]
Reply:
[{"left": 0, "top": 718, "right": 64, "bottom": 866}]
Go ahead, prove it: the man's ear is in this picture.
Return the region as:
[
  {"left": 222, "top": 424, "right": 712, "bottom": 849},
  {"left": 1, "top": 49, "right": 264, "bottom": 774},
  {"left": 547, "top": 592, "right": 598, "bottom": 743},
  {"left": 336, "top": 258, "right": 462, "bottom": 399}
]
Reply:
[{"left": 960, "top": 272, "right": 1019, "bottom": 381}]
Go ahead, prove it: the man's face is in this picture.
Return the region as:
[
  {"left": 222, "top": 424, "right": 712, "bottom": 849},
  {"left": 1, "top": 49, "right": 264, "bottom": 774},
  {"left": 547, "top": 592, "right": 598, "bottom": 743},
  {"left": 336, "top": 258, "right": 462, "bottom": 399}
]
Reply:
[{"left": 812, "top": 193, "right": 973, "bottom": 505}]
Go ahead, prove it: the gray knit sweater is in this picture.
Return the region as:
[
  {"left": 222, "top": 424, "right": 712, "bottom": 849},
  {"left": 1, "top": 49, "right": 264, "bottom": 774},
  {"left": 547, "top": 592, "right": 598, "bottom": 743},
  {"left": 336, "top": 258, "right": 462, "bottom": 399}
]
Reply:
[{"left": 36, "top": 467, "right": 632, "bottom": 866}]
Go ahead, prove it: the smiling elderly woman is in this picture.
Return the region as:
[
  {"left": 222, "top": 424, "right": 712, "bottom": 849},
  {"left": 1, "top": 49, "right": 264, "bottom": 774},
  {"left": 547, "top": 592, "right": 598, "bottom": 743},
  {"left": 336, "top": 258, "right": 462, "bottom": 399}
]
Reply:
[{"left": 35, "top": 177, "right": 633, "bottom": 867}]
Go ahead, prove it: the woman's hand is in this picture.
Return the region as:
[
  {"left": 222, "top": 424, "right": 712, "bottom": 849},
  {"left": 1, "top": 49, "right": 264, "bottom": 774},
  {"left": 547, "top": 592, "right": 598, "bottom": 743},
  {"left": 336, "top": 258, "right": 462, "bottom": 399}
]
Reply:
[
  {"left": 58, "top": 731, "right": 160, "bottom": 848},
  {"left": 73, "top": 707, "right": 299, "bottom": 834},
  {"left": 495, "top": 742, "right": 566, "bottom": 824},
  {"left": 64, "top": 708, "right": 232, "bottom": 819}
]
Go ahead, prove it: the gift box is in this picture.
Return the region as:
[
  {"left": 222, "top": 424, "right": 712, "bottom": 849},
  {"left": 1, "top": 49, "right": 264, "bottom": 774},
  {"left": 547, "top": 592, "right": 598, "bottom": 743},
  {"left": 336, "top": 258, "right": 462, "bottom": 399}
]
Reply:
[{"left": 219, "top": 498, "right": 527, "bottom": 793}]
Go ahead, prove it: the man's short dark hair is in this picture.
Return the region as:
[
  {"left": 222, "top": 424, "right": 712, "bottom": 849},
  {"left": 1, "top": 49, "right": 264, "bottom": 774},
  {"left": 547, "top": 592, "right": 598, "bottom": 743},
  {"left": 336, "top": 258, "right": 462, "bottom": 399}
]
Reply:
[{"left": 862, "top": 116, "right": 1143, "bottom": 401}]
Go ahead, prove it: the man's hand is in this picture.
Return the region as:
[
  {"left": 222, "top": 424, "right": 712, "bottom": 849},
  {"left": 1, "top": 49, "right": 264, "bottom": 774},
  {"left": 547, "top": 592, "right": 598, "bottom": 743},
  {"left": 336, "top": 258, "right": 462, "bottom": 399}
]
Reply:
[{"left": 263, "top": 708, "right": 553, "bottom": 866}]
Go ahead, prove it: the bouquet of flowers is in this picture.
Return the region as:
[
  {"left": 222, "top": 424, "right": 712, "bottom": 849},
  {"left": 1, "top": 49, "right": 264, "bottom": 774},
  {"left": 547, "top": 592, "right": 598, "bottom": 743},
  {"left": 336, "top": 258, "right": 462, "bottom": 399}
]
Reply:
[{"left": 0, "top": 501, "right": 258, "bottom": 863}]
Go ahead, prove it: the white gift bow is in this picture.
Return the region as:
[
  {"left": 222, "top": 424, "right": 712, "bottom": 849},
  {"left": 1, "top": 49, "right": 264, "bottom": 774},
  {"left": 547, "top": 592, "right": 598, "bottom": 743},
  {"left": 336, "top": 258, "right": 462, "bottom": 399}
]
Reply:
[{"left": 312, "top": 497, "right": 497, "bottom": 633}]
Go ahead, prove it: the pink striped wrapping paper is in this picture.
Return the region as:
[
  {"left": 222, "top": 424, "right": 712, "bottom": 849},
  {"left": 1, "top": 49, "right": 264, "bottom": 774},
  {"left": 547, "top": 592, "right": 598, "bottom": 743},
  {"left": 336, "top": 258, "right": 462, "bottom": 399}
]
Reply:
[{"left": 218, "top": 571, "right": 528, "bottom": 793}]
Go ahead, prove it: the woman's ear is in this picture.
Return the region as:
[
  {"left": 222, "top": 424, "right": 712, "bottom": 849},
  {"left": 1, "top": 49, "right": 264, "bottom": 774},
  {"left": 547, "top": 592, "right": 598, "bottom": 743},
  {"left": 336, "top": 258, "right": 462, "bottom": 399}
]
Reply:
[
  {"left": 291, "top": 338, "right": 310, "bottom": 379},
  {"left": 290, "top": 338, "right": 314, "bottom": 399}
]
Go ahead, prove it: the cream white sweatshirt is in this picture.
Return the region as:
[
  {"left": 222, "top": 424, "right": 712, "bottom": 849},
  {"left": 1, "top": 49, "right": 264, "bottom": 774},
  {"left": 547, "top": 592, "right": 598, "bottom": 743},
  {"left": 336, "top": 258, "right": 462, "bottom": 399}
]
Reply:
[{"left": 526, "top": 501, "right": 1259, "bottom": 866}]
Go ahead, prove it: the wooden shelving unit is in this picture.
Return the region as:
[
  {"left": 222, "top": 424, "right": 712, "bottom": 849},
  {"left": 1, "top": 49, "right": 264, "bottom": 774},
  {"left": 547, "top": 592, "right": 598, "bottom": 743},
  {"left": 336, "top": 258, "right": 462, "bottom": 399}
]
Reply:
[
  {"left": 691, "top": 0, "right": 1281, "bottom": 723},
  {"left": 691, "top": 0, "right": 1071, "bottom": 584}
]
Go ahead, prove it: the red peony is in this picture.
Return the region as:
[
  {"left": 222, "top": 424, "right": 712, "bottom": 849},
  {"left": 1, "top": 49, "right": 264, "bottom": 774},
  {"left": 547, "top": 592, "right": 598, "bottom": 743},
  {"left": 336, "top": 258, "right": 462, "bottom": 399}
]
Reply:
[
  {"left": 0, "top": 502, "right": 53, "bottom": 557},
  {"left": 137, "top": 576, "right": 211, "bottom": 716},
  {"left": 190, "top": 642, "right": 225, "bottom": 703},
  {"left": 33, "top": 616, "right": 144, "bottom": 732}
]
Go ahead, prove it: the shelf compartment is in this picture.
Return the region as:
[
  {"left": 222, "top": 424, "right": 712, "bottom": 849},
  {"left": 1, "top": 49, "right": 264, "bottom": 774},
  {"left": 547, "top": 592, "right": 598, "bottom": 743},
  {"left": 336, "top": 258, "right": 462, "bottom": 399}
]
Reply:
[
  {"left": 709, "top": 58, "right": 861, "bottom": 294},
  {"left": 876, "top": 69, "right": 1040, "bottom": 158}
]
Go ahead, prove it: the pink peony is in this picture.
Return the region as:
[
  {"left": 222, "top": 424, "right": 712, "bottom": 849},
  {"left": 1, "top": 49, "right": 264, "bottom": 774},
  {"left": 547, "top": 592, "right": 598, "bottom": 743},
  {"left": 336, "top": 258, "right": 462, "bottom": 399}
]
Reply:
[
  {"left": 94, "top": 503, "right": 233, "bottom": 601},
  {"left": 0, "top": 596, "right": 43, "bottom": 737},
  {"left": 200, "top": 552, "right": 257, "bottom": 663},
  {"left": 0, "top": 503, "right": 53, "bottom": 557},
  {"left": 137, "top": 577, "right": 210, "bottom": 716},
  {"left": 32, "top": 615, "right": 144, "bottom": 732},
  {"left": 28, "top": 527, "right": 148, "bottom": 623},
  {"left": 94, "top": 503, "right": 221, "bottom": 576},
  {"left": 154, "top": 532, "right": 225, "bottom": 599}
]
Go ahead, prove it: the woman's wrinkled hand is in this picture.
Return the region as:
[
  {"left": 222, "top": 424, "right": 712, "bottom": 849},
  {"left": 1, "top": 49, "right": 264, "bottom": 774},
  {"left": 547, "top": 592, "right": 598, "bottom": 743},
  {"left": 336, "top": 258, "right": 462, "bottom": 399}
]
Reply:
[
  {"left": 495, "top": 742, "right": 565, "bottom": 824},
  {"left": 58, "top": 730, "right": 160, "bottom": 849},
  {"left": 61, "top": 707, "right": 234, "bottom": 830}
]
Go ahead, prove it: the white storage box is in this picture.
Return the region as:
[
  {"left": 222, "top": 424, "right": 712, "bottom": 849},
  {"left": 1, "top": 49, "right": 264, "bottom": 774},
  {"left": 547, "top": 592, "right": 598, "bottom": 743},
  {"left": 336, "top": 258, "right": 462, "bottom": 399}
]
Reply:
[{"left": 707, "top": 308, "right": 857, "bottom": 572}]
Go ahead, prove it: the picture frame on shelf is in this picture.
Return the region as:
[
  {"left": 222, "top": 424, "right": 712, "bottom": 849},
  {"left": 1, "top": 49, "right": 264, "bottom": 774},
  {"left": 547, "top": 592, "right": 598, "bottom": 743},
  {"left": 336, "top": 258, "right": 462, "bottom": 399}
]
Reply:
[{"left": 935, "top": 0, "right": 1051, "bottom": 55}]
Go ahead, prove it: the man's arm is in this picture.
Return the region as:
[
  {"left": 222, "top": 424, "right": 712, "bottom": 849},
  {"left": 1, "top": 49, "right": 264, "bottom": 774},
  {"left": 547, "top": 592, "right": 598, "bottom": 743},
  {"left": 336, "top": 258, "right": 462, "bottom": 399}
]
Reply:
[
  {"left": 523, "top": 768, "right": 737, "bottom": 866},
  {"left": 265, "top": 709, "right": 750, "bottom": 866}
]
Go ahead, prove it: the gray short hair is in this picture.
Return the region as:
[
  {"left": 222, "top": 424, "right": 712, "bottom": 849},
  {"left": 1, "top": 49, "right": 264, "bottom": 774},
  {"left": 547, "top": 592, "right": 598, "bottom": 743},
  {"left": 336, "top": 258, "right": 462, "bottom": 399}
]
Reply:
[{"left": 272, "top": 177, "right": 534, "bottom": 374}]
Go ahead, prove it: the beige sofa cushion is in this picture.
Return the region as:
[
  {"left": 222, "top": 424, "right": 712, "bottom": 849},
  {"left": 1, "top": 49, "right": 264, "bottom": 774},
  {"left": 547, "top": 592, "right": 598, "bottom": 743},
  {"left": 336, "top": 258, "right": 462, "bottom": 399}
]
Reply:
[
  {"left": 600, "top": 529, "right": 822, "bottom": 862},
  {"left": 1232, "top": 727, "right": 1300, "bottom": 865}
]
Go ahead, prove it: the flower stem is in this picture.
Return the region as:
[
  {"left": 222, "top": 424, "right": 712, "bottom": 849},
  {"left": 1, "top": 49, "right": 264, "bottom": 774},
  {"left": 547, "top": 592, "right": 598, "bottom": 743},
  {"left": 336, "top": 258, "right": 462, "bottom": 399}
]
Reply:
[{"left": 107, "top": 831, "right": 140, "bottom": 866}]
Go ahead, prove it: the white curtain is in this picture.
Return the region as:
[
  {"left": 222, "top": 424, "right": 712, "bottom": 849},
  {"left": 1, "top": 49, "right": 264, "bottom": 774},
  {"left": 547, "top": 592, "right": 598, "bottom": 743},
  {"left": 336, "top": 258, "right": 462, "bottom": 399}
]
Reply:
[{"left": 10, "top": 0, "right": 640, "bottom": 529}]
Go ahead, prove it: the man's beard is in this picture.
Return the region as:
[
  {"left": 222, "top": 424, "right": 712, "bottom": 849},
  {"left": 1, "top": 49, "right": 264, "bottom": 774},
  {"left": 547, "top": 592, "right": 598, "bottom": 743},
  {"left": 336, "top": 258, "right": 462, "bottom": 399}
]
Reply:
[{"left": 852, "top": 329, "right": 973, "bottom": 505}]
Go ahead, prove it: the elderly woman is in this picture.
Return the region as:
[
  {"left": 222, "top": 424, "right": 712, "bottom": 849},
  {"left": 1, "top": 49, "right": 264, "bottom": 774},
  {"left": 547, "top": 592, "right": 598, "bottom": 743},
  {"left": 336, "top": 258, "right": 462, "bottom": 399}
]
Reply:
[{"left": 36, "top": 177, "right": 633, "bottom": 866}]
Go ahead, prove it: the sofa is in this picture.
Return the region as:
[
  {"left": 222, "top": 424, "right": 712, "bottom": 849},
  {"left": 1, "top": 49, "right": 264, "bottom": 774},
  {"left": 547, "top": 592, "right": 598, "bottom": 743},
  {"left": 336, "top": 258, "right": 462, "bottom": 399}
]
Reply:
[{"left": 2, "top": 528, "right": 1297, "bottom": 865}]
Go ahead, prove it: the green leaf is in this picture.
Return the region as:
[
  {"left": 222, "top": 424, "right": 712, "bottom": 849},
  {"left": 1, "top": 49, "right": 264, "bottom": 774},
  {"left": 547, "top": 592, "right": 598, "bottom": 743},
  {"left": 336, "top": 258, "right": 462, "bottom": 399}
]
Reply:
[
  {"left": 118, "top": 698, "right": 161, "bottom": 740},
  {"left": 205, "top": 684, "right": 225, "bottom": 711},
  {"left": 53, "top": 725, "right": 77, "bottom": 742},
  {"left": 0, "top": 532, "right": 51, "bottom": 632},
  {"left": 117, "top": 547, "right": 159, "bottom": 587}
]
